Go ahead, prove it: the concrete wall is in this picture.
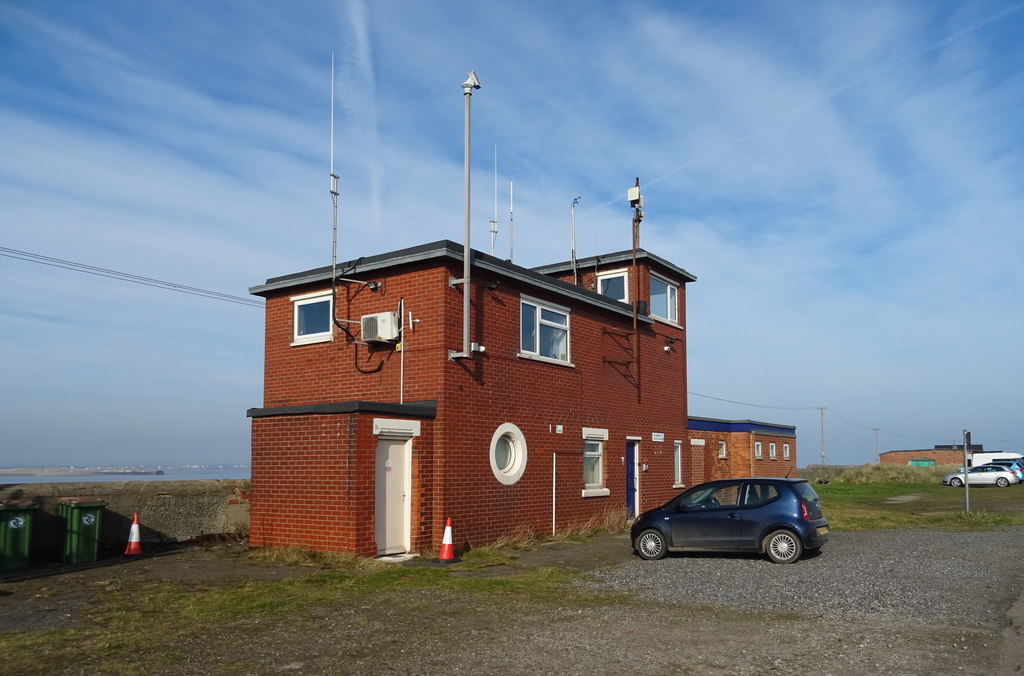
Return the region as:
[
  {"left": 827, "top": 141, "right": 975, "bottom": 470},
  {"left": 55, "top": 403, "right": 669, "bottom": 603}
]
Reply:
[{"left": 0, "top": 479, "right": 249, "bottom": 560}]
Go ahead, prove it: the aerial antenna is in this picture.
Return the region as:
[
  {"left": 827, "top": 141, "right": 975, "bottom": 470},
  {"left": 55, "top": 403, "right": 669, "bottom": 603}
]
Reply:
[
  {"left": 330, "top": 54, "right": 342, "bottom": 325},
  {"left": 571, "top": 196, "right": 581, "bottom": 285},
  {"left": 489, "top": 145, "right": 498, "bottom": 255},
  {"left": 508, "top": 181, "right": 514, "bottom": 262}
]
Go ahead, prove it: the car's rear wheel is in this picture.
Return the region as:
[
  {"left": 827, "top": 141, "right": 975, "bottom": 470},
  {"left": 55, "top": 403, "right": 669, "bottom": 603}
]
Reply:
[
  {"left": 635, "top": 529, "right": 667, "bottom": 560},
  {"left": 763, "top": 529, "right": 802, "bottom": 564},
  {"left": 997, "top": 477, "right": 1010, "bottom": 487},
  {"left": 950, "top": 477, "right": 964, "bottom": 487}
]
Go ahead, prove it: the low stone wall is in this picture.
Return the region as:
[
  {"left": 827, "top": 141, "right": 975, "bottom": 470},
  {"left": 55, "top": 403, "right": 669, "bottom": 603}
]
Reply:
[{"left": 0, "top": 479, "right": 250, "bottom": 560}]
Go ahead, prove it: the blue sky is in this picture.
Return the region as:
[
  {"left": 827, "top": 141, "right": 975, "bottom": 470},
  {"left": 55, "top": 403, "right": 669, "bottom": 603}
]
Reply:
[{"left": 2, "top": 1, "right": 1023, "bottom": 467}]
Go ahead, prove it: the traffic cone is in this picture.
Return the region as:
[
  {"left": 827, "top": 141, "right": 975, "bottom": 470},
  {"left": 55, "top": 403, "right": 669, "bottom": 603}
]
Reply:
[
  {"left": 433, "top": 517, "right": 460, "bottom": 564},
  {"left": 124, "top": 512, "right": 143, "bottom": 555}
]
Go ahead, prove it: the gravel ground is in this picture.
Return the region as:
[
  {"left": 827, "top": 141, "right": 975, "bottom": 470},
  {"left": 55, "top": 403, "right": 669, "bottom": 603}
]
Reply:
[
  {"left": 587, "top": 529, "right": 1024, "bottom": 625},
  {"left": 3, "top": 529, "right": 1024, "bottom": 675}
]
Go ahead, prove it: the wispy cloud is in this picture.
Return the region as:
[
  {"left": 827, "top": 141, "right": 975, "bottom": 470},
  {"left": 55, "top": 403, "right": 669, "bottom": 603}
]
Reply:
[{"left": 1, "top": 0, "right": 1022, "bottom": 464}]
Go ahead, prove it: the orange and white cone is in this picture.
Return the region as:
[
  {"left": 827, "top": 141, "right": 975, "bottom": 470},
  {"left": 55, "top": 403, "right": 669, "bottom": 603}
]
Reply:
[
  {"left": 434, "top": 517, "right": 460, "bottom": 564},
  {"left": 124, "top": 512, "right": 143, "bottom": 555}
]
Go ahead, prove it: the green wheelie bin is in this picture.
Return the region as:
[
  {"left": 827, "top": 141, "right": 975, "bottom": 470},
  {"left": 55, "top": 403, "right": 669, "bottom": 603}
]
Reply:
[
  {"left": 0, "top": 501, "right": 38, "bottom": 570},
  {"left": 58, "top": 497, "right": 107, "bottom": 564}
]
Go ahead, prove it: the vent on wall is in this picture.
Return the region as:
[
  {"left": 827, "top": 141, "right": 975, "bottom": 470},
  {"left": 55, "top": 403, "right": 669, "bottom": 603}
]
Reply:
[{"left": 361, "top": 312, "right": 401, "bottom": 342}]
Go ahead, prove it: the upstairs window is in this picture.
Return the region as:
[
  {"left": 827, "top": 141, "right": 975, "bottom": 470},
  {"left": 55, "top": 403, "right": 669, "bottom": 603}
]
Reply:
[
  {"left": 770, "top": 442, "right": 777, "bottom": 460},
  {"left": 292, "top": 290, "right": 333, "bottom": 345},
  {"left": 783, "top": 443, "right": 791, "bottom": 460},
  {"left": 718, "top": 441, "right": 727, "bottom": 459},
  {"left": 649, "top": 275, "right": 678, "bottom": 323},
  {"left": 755, "top": 441, "right": 763, "bottom": 459},
  {"left": 596, "top": 270, "right": 628, "bottom": 303},
  {"left": 520, "top": 296, "right": 570, "bottom": 364}
]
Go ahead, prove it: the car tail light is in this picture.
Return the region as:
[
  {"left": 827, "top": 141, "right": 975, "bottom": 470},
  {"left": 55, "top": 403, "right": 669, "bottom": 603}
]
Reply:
[{"left": 800, "top": 500, "right": 810, "bottom": 521}]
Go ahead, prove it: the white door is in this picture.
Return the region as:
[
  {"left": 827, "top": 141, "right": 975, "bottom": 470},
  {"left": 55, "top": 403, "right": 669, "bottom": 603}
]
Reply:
[{"left": 375, "top": 437, "right": 410, "bottom": 555}]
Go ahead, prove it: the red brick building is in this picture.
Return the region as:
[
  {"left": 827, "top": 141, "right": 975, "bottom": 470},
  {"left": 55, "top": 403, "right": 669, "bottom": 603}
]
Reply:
[
  {"left": 879, "top": 446, "right": 981, "bottom": 466},
  {"left": 248, "top": 240, "right": 698, "bottom": 556},
  {"left": 686, "top": 417, "right": 797, "bottom": 480},
  {"left": 246, "top": 240, "right": 798, "bottom": 557}
]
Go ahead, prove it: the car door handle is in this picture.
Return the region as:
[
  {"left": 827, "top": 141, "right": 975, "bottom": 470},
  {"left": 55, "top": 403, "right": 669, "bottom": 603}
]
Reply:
[{"left": 727, "top": 512, "right": 739, "bottom": 519}]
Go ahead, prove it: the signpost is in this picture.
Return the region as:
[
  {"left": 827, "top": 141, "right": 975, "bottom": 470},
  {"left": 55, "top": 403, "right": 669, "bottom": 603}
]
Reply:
[{"left": 963, "top": 429, "right": 970, "bottom": 513}]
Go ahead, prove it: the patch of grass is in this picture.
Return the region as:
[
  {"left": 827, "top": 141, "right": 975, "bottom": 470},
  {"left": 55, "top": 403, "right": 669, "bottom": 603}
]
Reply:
[
  {"left": 816, "top": 480, "right": 1024, "bottom": 531},
  {"left": 246, "top": 545, "right": 386, "bottom": 572},
  {"left": 451, "top": 506, "right": 629, "bottom": 569},
  {"left": 803, "top": 463, "right": 956, "bottom": 485}
]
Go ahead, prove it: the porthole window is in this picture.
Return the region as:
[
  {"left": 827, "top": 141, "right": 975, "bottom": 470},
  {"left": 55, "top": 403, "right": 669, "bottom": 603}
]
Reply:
[{"left": 490, "top": 423, "right": 528, "bottom": 485}]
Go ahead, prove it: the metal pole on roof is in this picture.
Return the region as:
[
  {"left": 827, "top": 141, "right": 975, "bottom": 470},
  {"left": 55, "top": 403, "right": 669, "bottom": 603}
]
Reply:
[
  {"left": 450, "top": 70, "right": 480, "bottom": 360},
  {"left": 571, "top": 197, "right": 580, "bottom": 285},
  {"left": 628, "top": 178, "right": 643, "bottom": 393},
  {"left": 329, "top": 54, "right": 343, "bottom": 329}
]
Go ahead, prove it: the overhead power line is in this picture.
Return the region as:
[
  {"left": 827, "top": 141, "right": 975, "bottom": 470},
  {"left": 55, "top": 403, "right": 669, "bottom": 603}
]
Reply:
[
  {"left": 691, "top": 390, "right": 945, "bottom": 445},
  {"left": 0, "top": 247, "right": 263, "bottom": 308},
  {"left": 688, "top": 391, "right": 818, "bottom": 411},
  {"left": 828, "top": 409, "right": 943, "bottom": 444}
]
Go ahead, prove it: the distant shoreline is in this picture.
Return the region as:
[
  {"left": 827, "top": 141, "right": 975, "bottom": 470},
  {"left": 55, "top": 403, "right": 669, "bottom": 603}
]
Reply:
[{"left": 0, "top": 467, "right": 245, "bottom": 477}]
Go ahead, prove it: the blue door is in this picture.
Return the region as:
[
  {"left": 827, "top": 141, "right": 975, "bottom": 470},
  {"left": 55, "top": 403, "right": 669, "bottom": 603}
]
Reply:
[{"left": 626, "top": 440, "right": 638, "bottom": 519}]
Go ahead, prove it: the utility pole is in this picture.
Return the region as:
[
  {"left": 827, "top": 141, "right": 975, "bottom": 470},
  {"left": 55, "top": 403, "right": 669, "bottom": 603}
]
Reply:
[{"left": 819, "top": 407, "right": 827, "bottom": 465}]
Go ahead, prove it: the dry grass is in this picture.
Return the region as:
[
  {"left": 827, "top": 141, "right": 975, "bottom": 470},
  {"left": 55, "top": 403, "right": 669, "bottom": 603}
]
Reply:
[
  {"left": 456, "top": 505, "right": 629, "bottom": 567},
  {"left": 246, "top": 545, "right": 387, "bottom": 572},
  {"left": 802, "top": 463, "right": 957, "bottom": 485}
]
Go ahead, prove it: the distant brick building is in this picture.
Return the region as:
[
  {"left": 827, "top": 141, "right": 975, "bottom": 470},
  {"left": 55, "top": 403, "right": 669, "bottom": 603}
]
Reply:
[
  {"left": 879, "top": 445, "right": 982, "bottom": 466},
  {"left": 686, "top": 417, "right": 797, "bottom": 480},
  {"left": 246, "top": 240, "right": 799, "bottom": 557}
]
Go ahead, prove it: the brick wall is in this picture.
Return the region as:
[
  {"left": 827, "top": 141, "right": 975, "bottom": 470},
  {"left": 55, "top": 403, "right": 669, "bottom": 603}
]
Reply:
[
  {"left": 879, "top": 449, "right": 964, "bottom": 465},
  {"left": 250, "top": 250, "right": 691, "bottom": 555},
  {"left": 686, "top": 430, "right": 797, "bottom": 482}
]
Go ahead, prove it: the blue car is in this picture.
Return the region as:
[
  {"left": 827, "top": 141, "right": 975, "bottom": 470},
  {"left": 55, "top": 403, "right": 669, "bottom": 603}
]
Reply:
[{"left": 631, "top": 477, "right": 829, "bottom": 564}]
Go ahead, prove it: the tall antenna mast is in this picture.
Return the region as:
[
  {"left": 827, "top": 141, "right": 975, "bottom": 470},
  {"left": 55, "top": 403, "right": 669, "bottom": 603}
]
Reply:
[
  {"left": 330, "top": 54, "right": 341, "bottom": 309},
  {"left": 571, "top": 196, "right": 581, "bottom": 285},
  {"left": 508, "top": 181, "right": 514, "bottom": 262},
  {"left": 489, "top": 145, "right": 498, "bottom": 255}
]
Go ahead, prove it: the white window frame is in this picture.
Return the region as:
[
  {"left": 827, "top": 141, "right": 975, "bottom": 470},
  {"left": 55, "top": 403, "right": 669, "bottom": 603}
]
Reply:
[
  {"left": 596, "top": 269, "right": 629, "bottom": 303},
  {"left": 519, "top": 295, "right": 572, "bottom": 365},
  {"left": 755, "top": 441, "right": 763, "bottom": 459},
  {"left": 489, "top": 422, "right": 528, "bottom": 485},
  {"left": 291, "top": 290, "right": 333, "bottom": 346},
  {"left": 673, "top": 441, "right": 685, "bottom": 487},
  {"left": 769, "top": 442, "right": 777, "bottom": 460},
  {"left": 648, "top": 273, "right": 678, "bottom": 323},
  {"left": 582, "top": 427, "right": 610, "bottom": 497},
  {"left": 783, "top": 443, "right": 791, "bottom": 460},
  {"left": 718, "top": 440, "right": 727, "bottom": 459}
]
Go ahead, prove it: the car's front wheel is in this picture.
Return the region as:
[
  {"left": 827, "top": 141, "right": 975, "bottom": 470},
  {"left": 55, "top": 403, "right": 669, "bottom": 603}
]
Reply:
[
  {"left": 950, "top": 477, "right": 964, "bottom": 487},
  {"left": 997, "top": 477, "right": 1010, "bottom": 487},
  {"left": 763, "top": 529, "right": 802, "bottom": 564},
  {"left": 635, "top": 529, "right": 668, "bottom": 560}
]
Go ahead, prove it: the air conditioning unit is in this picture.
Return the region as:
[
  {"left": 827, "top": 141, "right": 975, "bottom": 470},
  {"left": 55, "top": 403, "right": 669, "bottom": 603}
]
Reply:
[{"left": 361, "top": 311, "right": 400, "bottom": 342}]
